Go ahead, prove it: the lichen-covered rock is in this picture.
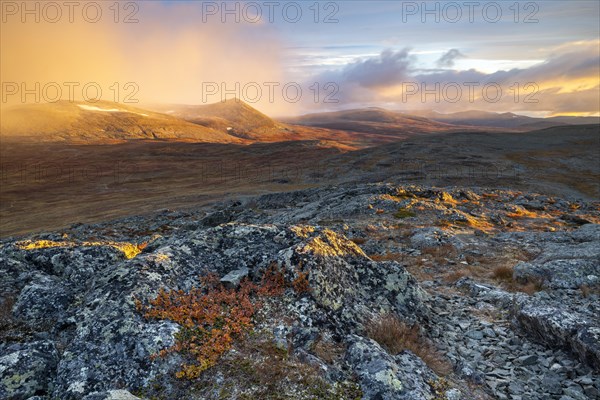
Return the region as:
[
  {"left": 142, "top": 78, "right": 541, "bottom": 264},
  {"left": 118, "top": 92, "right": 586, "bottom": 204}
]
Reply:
[
  {"left": 510, "top": 224, "right": 600, "bottom": 290},
  {"left": 286, "top": 228, "right": 428, "bottom": 328},
  {"left": 82, "top": 389, "right": 142, "bottom": 400},
  {"left": 0, "top": 217, "right": 429, "bottom": 399},
  {"left": 13, "top": 273, "right": 73, "bottom": 326},
  {"left": 0, "top": 341, "right": 59, "bottom": 400},
  {"left": 497, "top": 226, "right": 600, "bottom": 371},
  {"left": 345, "top": 335, "right": 437, "bottom": 399},
  {"left": 573, "top": 326, "right": 600, "bottom": 370},
  {"left": 515, "top": 303, "right": 585, "bottom": 349},
  {"left": 410, "top": 227, "right": 452, "bottom": 249},
  {"left": 513, "top": 259, "right": 599, "bottom": 289},
  {"left": 51, "top": 263, "right": 181, "bottom": 399}
]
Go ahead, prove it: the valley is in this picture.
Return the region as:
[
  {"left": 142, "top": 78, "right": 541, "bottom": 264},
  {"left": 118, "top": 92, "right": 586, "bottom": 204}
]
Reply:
[{"left": 1, "top": 100, "right": 598, "bottom": 238}]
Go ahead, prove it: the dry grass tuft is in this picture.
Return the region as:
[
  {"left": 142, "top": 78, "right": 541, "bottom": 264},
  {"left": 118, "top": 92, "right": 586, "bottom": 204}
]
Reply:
[
  {"left": 519, "top": 278, "right": 545, "bottom": 295},
  {"left": 443, "top": 270, "right": 468, "bottom": 284},
  {"left": 365, "top": 313, "right": 453, "bottom": 376},
  {"left": 369, "top": 252, "right": 405, "bottom": 262},
  {"left": 492, "top": 265, "right": 514, "bottom": 281},
  {"left": 421, "top": 244, "right": 458, "bottom": 262},
  {"left": 311, "top": 335, "right": 346, "bottom": 364},
  {"left": 350, "top": 237, "right": 367, "bottom": 245},
  {"left": 579, "top": 284, "right": 600, "bottom": 297},
  {"left": 580, "top": 284, "right": 591, "bottom": 298},
  {"left": 491, "top": 265, "right": 544, "bottom": 294}
]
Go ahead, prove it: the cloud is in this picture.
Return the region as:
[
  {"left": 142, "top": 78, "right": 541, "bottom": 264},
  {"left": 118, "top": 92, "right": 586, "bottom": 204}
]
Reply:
[
  {"left": 340, "top": 48, "right": 414, "bottom": 88},
  {"left": 0, "top": 2, "right": 291, "bottom": 115},
  {"left": 2, "top": 0, "right": 597, "bottom": 117},
  {"left": 305, "top": 42, "right": 600, "bottom": 115},
  {"left": 436, "top": 49, "right": 466, "bottom": 68}
]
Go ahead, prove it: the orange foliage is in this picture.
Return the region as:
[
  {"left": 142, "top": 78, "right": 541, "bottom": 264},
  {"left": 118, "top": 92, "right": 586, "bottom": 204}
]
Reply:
[
  {"left": 141, "top": 280, "right": 257, "bottom": 379},
  {"left": 292, "top": 271, "right": 311, "bottom": 294},
  {"left": 137, "top": 266, "right": 297, "bottom": 379},
  {"left": 259, "top": 262, "right": 286, "bottom": 296}
]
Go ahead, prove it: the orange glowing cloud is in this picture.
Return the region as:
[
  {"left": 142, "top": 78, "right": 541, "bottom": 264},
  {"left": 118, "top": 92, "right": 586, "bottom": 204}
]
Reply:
[{"left": 1, "top": 2, "right": 291, "bottom": 115}]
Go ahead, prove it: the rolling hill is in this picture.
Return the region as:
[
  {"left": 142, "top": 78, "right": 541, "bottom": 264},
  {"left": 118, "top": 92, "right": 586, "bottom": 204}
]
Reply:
[
  {"left": 281, "top": 107, "right": 489, "bottom": 137},
  {"left": 408, "top": 109, "right": 600, "bottom": 130},
  {"left": 147, "top": 99, "right": 280, "bottom": 140},
  {"left": 286, "top": 107, "right": 600, "bottom": 133},
  {"left": 0, "top": 99, "right": 368, "bottom": 148},
  {"left": 0, "top": 101, "right": 244, "bottom": 144}
]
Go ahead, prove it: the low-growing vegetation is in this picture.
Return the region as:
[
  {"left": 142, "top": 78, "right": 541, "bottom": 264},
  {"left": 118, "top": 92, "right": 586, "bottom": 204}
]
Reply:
[
  {"left": 16, "top": 239, "right": 147, "bottom": 259},
  {"left": 185, "top": 333, "right": 362, "bottom": 400},
  {"left": 368, "top": 252, "right": 405, "bottom": 263},
  {"left": 492, "top": 265, "right": 544, "bottom": 295},
  {"left": 428, "top": 377, "right": 453, "bottom": 400},
  {"left": 579, "top": 284, "right": 600, "bottom": 298},
  {"left": 443, "top": 270, "right": 468, "bottom": 284},
  {"left": 292, "top": 270, "right": 312, "bottom": 294},
  {"left": 365, "top": 313, "right": 453, "bottom": 376},
  {"left": 137, "top": 274, "right": 262, "bottom": 379},
  {"left": 311, "top": 334, "right": 346, "bottom": 364},
  {"left": 350, "top": 237, "right": 367, "bottom": 245},
  {"left": 492, "top": 265, "right": 514, "bottom": 281},
  {"left": 136, "top": 264, "right": 312, "bottom": 379},
  {"left": 421, "top": 244, "right": 458, "bottom": 260}
]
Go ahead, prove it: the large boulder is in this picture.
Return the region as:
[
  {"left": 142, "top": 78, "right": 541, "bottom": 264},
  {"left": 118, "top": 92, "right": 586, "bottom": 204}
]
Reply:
[
  {"left": 514, "top": 300, "right": 600, "bottom": 371},
  {"left": 282, "top": 228, "right": 428, "bottom": 329}
]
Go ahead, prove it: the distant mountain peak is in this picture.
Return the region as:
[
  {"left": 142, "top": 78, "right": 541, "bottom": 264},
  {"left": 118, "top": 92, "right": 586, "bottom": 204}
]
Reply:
[{"left": 145, "top": 99, "right": 277, "bottom": 139}]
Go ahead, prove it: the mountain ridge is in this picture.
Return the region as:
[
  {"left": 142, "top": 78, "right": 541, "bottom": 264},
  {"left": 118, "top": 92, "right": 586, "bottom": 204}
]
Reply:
[{"left": 0, "top": 100, "right": 244, "bottom": 144}]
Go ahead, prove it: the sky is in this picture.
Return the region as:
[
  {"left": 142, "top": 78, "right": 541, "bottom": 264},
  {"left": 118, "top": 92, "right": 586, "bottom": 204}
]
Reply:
[{"left": 1, "top": 0, "right": 599, "bottom": 116}]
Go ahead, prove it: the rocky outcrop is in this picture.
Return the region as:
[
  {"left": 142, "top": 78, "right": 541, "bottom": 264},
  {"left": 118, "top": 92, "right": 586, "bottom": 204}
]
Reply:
[
  {"left": 287, "top": 228, "right": 428, "bottom": 328},
  {"left": 1, "top": 183, "right": 598, "bottom": 399},
  {"left": 496, "top": 225, "right": 600, "bottom": 370},
  {"left": 0, "top": 220, "right": 428, "bottom": 398},
  {"left": 514, "top": 295, "right": 600, "bottom": 371},
  {"left": 512, "top": 224, "right": 600, "bottom": 289}
]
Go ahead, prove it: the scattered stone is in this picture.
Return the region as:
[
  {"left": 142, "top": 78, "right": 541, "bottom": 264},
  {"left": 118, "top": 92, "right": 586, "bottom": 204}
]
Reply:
[
  {"left": 517, "top": 355, "right": 538, "bottom": 366},
  {"left": 220, "top": 267, "right": 250, "bottom": 289}
]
